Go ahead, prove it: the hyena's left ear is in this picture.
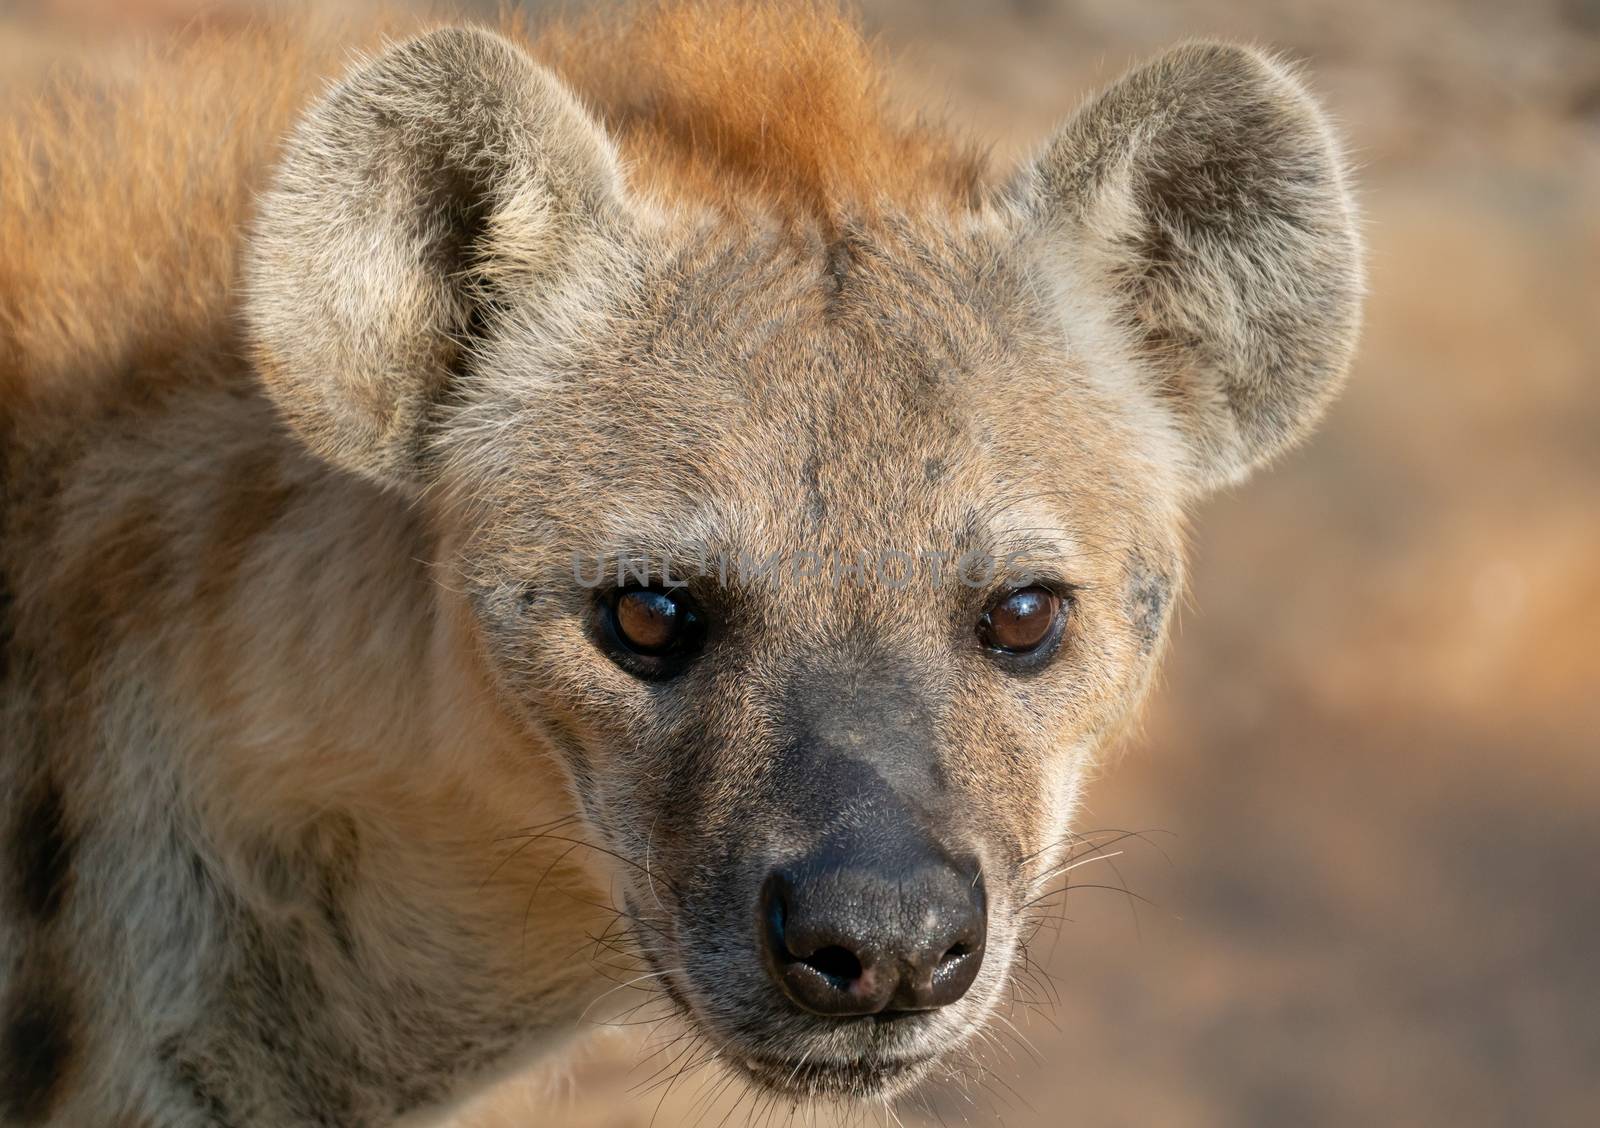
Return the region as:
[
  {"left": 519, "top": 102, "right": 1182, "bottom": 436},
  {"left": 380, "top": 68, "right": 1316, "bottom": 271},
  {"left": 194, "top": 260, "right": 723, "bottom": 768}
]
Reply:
[
  {"left": 1015, "top": 42, "right": 1363, "bottom": 493},
  {"left": 245, "top": 27, "right": 628, "bottom": 484}
]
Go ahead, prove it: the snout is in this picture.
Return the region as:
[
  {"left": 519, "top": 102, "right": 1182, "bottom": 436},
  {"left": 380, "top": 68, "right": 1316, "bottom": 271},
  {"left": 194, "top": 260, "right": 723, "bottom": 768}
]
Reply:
[{"left": 757, "top": 837, "right": 986, "bottom": 1017}]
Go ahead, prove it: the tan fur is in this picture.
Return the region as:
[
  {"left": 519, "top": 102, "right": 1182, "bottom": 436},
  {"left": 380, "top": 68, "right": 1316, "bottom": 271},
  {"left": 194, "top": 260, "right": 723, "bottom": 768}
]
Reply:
[
  {"left": 0, "top": 4, "right": 1361, "bottom": 1124},
  {"left": 0, "top": 2, "right": 981, "bottom": 429},
  {"left": 1, "top": 19, "right": 347, "bottom": 426},
  {"left": 536, "top": 0, "right": 988, "bottom": 220}
]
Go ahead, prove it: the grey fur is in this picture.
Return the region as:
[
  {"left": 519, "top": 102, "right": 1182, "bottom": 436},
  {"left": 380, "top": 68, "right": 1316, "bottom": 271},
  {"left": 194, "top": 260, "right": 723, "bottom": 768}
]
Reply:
[
  {"left": 244, "top": 28, "right": 629, "bottom": 484},
  {"left": 1017, "top": 41, "right": 1363, "bottom": 492}
]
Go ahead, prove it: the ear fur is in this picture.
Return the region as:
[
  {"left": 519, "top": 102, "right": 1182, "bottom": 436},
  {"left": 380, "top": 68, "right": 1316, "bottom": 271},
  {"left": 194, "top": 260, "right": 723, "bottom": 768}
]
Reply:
[
  {"left": 1017, "top": 41, "right": 1363, "bottom": 492},
  {"left": 244, "top": 27, "right": 627, "bottom": 483}
]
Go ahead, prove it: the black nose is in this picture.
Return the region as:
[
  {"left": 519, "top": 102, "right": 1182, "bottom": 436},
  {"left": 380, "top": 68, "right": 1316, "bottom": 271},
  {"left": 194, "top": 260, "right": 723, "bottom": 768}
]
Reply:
[{"left": 758, "top": 840, "right": 986, "bottom": 1017}]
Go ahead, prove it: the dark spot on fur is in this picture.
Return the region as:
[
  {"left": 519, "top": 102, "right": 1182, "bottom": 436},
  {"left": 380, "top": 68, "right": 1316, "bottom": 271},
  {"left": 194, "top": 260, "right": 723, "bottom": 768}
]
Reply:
[
  {"left": 801, "top": 451, "right": 826, "bottom": 524},
  {"left": 158, "top": 1038, "right": 237, "bottom": 1128},
  {"left": 0, "top": 433, "right": 12, "bottom": 684},
  {"left": 224, "top": 911, "right": 354, "bottom": 1124},
  {"left": 1, "top": 978, "right": 75, "bottom": 1124},
  {"left": 52, "top": 500, "right": 172, "bottom": 672},
  {"left": 10, "top": 775, "right": 74, "bottom": 924},
  {"left": 188, "top": 848, "right": 209, "bottom": 894},
  {"left": 822, "top": 236, "right": 856, "bottom": 317},
  {"left": 192, "top": 448, "right": 300, "bottom": 610},
  {"left": 923, "top": 456, "right": 944, "bottom": 484},
  {"left": 307, "top": 816, "right": 361, "bottom": 964},
  {"left": 245, "top": 816, "right": 362, "bottom": 963},
  {"left": 0, "top": 561, "right": 10, "bottom": 683},
  {"left": 1126, "top": 555, "right": 1172, "bottom": 655}
]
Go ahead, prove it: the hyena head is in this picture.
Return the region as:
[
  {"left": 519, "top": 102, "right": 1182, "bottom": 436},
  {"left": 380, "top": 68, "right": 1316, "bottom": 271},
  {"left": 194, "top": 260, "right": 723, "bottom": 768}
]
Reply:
[{"left": 244, "top": 25, "right": 1359, "bottom": 1099}]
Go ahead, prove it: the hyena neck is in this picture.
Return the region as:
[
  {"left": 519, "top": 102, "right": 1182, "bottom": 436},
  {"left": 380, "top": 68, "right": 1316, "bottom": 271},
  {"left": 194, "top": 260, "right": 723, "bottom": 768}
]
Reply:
[{"left": 5, "top": 380, "right": 610, "bottom": 1123}]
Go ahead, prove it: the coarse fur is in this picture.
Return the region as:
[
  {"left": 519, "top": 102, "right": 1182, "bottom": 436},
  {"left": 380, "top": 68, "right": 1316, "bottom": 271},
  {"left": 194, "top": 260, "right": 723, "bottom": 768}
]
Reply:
[{"left": 0, "top": 3, "right": 1362, "bottom": 1124}]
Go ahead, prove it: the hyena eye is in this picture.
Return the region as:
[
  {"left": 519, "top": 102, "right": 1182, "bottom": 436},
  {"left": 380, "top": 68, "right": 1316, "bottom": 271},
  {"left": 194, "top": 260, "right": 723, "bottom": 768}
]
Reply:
[
  {"left": 977, "top": 585, "right": 1064, "bottom": 657},
  {"left": 600, "top": 585, "right": 707, "bottom": 676}
]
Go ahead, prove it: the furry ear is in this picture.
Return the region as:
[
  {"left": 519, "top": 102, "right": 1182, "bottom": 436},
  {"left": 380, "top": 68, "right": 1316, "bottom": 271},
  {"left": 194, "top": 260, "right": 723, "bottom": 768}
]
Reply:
[
  {"left": 244, "top": 27, "right": 627, "bottom": 483},
  {"left": 1016, "top": 42, "right": 1362, "bottom": 492}
]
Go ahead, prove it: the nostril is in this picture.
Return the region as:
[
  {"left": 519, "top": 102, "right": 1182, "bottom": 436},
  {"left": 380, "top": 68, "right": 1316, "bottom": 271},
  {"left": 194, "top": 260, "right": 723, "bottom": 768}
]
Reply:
[
  {"left": 799, "top": 944, "right": 862, "bottom": 984},
  {"left": 759, "top": 871, "right": 884, "bottom": 1016},
  {"left": 765, "top": 879, "right": 866, "bottom": 985},
  {"left": 939, "top": 942, "right": 973, "bottom": 967}
]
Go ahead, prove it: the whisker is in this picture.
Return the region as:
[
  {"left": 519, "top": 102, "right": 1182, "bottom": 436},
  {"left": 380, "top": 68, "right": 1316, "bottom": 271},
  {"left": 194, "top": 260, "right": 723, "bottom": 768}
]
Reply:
[{"left": 494, "top": 830, "right": 683, "bottom": 897}]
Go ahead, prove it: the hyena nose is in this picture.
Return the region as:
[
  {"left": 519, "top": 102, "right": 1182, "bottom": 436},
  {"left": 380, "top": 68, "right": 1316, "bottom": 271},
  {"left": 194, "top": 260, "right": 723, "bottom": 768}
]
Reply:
[{"left": 757, "top": 842, "right": 986, "bottom": 1017}]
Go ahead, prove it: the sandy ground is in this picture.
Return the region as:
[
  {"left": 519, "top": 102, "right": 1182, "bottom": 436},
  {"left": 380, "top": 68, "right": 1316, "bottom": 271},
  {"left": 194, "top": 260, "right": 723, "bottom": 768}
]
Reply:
[{"left": 5, "top": 1, "right": 1598, "bottom": 1125}]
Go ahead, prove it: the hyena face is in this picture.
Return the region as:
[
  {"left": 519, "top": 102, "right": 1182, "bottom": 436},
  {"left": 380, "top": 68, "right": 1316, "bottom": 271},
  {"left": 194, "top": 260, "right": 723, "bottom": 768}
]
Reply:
[
  {"left": 445, "top": 222, "right": 1189, "bottom": 1094},
  {"left": 245, "top": 27, "right": 1359, "bottom": 1099}
]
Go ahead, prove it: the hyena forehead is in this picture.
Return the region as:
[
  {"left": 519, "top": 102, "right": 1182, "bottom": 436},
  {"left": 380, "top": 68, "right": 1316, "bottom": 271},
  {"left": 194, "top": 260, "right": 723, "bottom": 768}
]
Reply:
[{"left": 465, "top": 221, "right": 1178, "bottom": 568}]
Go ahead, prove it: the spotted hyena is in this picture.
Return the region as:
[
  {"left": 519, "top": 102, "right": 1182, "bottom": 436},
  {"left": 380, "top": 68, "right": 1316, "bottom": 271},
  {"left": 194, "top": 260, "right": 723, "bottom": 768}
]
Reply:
[{"left": 0, "top": 2, "right": 1360, "bottom": 1124}]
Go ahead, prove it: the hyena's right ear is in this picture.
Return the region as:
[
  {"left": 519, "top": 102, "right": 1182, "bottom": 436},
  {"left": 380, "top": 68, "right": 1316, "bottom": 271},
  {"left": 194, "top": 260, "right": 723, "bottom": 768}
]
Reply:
[{"left": 244, "top": 27, "right": 627, "bottom": 484}]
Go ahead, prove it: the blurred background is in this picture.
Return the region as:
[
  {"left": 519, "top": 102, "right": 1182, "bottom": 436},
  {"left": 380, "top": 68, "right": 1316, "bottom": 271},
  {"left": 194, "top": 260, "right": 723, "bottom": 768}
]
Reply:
[{"left": 5, "top": 1, "right": 1597, "bottom": 1124}]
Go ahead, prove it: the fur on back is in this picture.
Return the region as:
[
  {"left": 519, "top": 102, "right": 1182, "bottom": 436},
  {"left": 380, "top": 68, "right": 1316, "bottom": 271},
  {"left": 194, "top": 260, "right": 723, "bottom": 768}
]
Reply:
[{"left": 0, "top": 1, "right": 986, "bottom": 429}]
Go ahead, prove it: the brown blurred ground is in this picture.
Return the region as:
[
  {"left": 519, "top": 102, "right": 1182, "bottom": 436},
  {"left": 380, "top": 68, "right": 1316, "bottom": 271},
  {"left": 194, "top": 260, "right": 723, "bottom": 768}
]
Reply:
[{"left": 5, "top": 1, "right": 1597, "bottom": 1125}]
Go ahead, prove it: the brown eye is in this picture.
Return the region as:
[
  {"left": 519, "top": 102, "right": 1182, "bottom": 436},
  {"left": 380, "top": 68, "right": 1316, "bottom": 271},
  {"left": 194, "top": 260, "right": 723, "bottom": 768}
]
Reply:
[
  {"left": 977, "top": 586, "right": 1063, "bottom": 655},
  {"left": 604, "top": 586, "right": 706, "bottom": 674}
]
